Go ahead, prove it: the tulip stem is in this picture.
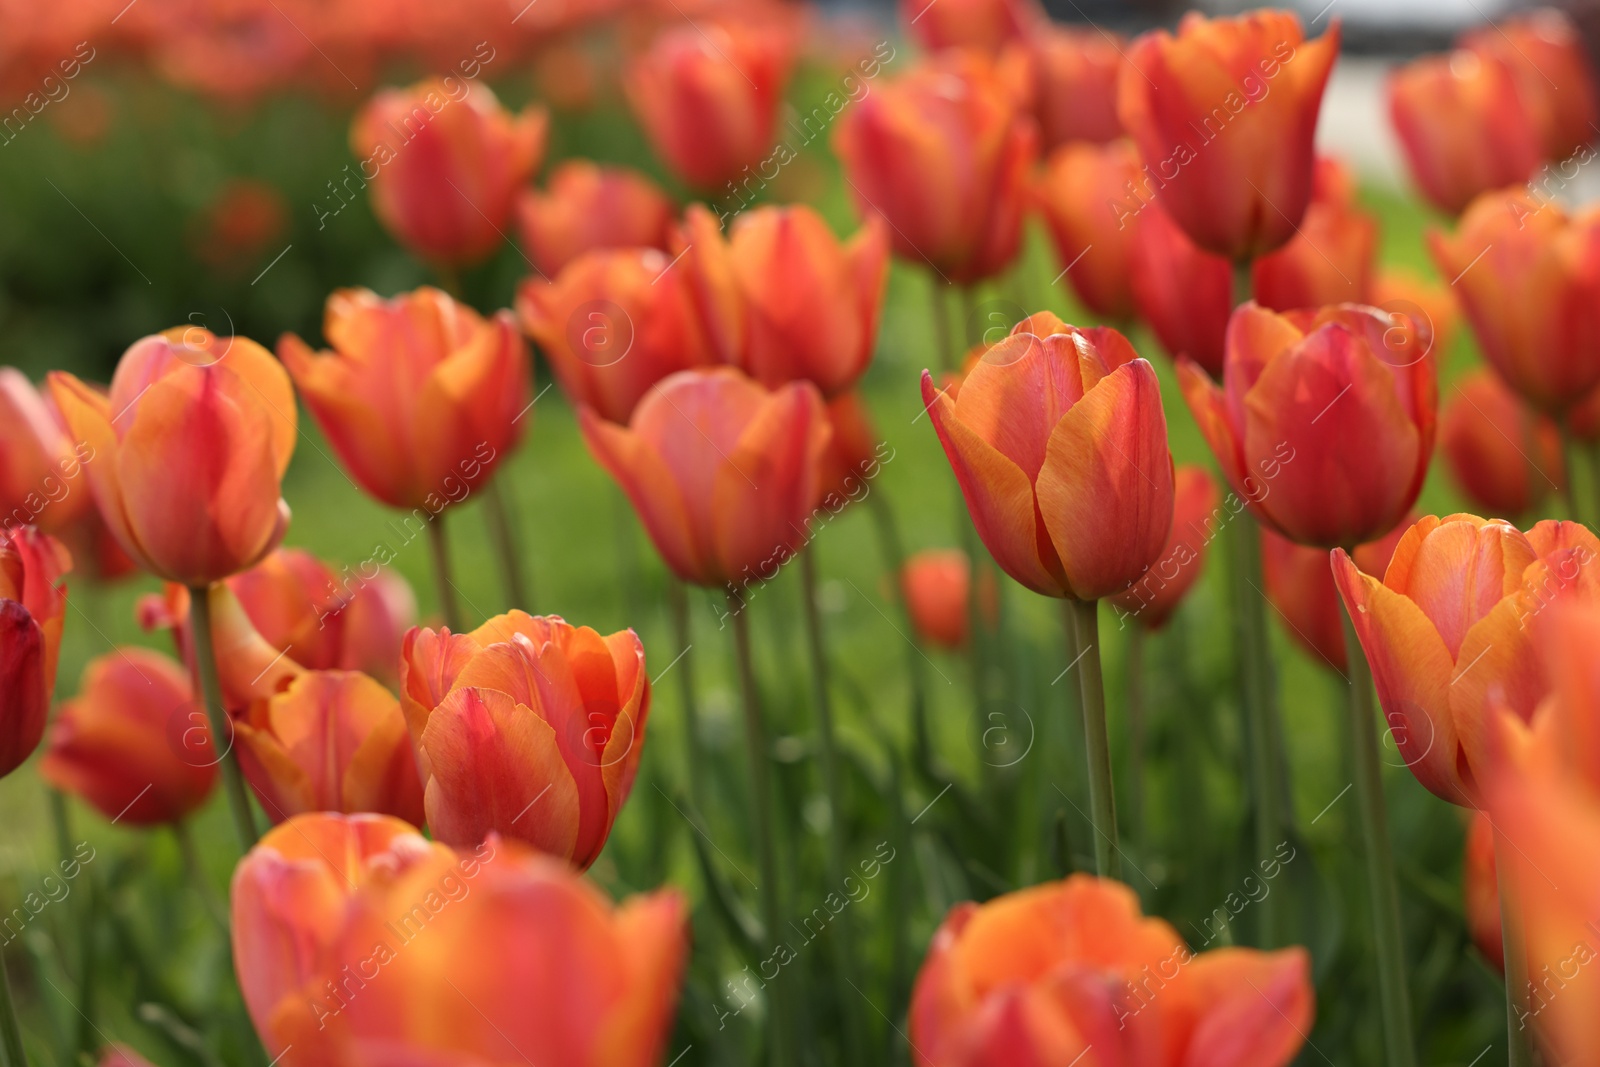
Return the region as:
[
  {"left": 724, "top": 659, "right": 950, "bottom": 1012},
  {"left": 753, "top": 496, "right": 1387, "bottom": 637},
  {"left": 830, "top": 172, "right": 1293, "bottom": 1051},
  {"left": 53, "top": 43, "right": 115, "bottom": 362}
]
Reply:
[
  {"left": 425, "top": 515, "right": 466, "bottom": 632},
  {"left": 1126, "top": 626, "right": 1147, "bottom": 847},
  {"left": 1065, "top": 599, "right": 1120, "bottom": 880},
  {"left": 1341, "top": 605, "right": 1418, "bottom": 1067},
  {"left": 188, "top": 585, "right": 259, "bottom": 852},
  {"left": 483, "top": 478, "right": 533, "bottom": 613},
  {"left": 1494, "top": 832, "right": 1535, "bottom": 1067},
  {"left": 666, "top": 579, "right": 708, "bottom": 813},
  {"left": 0, "top": 927, "right": 28, "bottom": 1067},
  {"left": 725, "top": 587, "right": 793, "bottom": 1067}
]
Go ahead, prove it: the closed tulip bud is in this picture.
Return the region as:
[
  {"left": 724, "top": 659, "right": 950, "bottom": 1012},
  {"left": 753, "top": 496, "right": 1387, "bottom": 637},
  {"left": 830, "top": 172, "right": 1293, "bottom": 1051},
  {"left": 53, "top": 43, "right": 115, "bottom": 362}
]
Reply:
[
  {"left": 0, "top": 368, "right": 91, "bottom": 535},
  {"left": 515, "top": 161, "right": 674, "bottom": 279},
  {"left": 816, "top": 392, "right": 884, "bottom": 512},
  {"left": 581, "top": 368, "right": 830, "bottom": 589},
  {"left": 1252, "top": 157, "right": 1378, "bottom": 311},
  {"left": 1372, "top": 267, "right": 1460, "bottom": 361},
  {"left": 910, "top": 875, "right": 1314, "bottom": 1067},
  {"left": 280, "top": 287, "right": 528, "bottom": 512},
  {"left": 0, "top": 526, "right": 70, "bottom": 778},
  {"left": 624, "top": 17, "right": 796, "bottom": 191},
  {"left": 233, "top": 813, "right": 686, "bottom": 1067},
  {"left": 1118, "top": 11, "right": 1340, "bottom": 262},
  {"left": 1462, "top": 810, "right": 1504, "bottom": 972},
  {"left": 235, "top": 669, "right": 423, "bottom": 826},
  {"left": 922, "top": 313, "right": 1174, "bottom": 600},
  {"left": 1260, "top": 519, "right": 1409, "bottom": 673},
  {"left": 1130, "top": 199, "right": 1233, "bottom": 377},
  {"left": 399, "top": 611, "right": 649, "bottom": 867},
  {"left": 49, "top": 328, "right": 296, "bottom": 587},
  {"left": 41, "top": 648, "right": 217, "bottom": 825},
  {"left": 1429, "top": 189, "right": 1600, "bottom": 414},
  {"left": 835, "top": 51, "right": 1037, "bottom": 285},
  {"left": 1389, "top": 50, "right": 1543, "bottom": 215},
  {"left": 1462, "top": 9, "right": 1600, "bottom": 162},
  {"left": 1334, "top": 514, "right": 1600, "bottom": 806},
  {"left": 1010, "top": 25, "right": 1124, "bottom": 149},
  {"left": 518, "top": 248, "right": 717, "bottom": 424},
  {"left": 1035, "top": 139, "right": 1141, "bottom": 321},
  {"left": 352, "top": 79, "right": 547, "bottom": 267},
  {"left": 900, "top": 0, "right": 1041, "bottom": 54},
  {"left": 1109, "top": 465, "right": 1221, "bottom": 631},
  {"left": 1441, "top": 370, "right": 1565, "bottom": 517},
  {"left": 1181, "top": 303, "right": 1436, "bottom": 549},
  {"left": 901, "top": 549, "right": 996, "bottom": 652}
]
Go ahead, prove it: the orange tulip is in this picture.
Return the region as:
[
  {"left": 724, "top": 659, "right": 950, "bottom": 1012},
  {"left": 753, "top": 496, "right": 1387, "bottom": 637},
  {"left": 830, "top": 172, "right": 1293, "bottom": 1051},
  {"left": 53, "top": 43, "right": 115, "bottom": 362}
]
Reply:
[
  {"left": 0, "top": 526, "right": 70, "bottom": 777},
  {"left": 1429, "top": 188, "right": 1600, "bottom": 415},
  {"left": 517, "top": 247, "right": 717, "bottom": 424},
  {"left": 1129, "top": 198, "right": 1233, "bottom": 377},
  {"left": 1118, "top": 11, "right": 1340, "bottom": 262},
  {"left": 280, "top": 287, "right": 528, "bottom": 512},
  {"left": 232, "top": 813, "right": 685, "bottom": 1067},
  {"left": 1109, "top": 465, "right": 1221, "bottom": 631},
  {"left": 922, "top": 313, "right": 1174, "bottom": 600},
  {"left": 351, "top": 79, "right": 547, "bottom": 267},
  {"left": 1462, "top": 810, "right": 1504, "bottom": 972},
  {"left": 679, "top": 204, "right": 889, "bottom": 396},
  {"left": 235, "top": 669, "right": 423, "bottom": 826},
  {"left": 1181, "top": 303, "right": 1436, "bottom": 549},
  {"left": 399, "top": 611, "right": 649, "bottom": 867},
  {"left": 1371, "top": 267, "right": 1460, "bottom": 361},
  {"left": 1034, "top": 139, "right": 1141, "bottom": 321},
  {"left": 1462, "top": 9, "right": 1600, "bottom": 162},
  {"left": 1440, "top": 370, "right": 1565, "bottom": 517},
  {"left": 1388, "top": 50, "right": 1543, "bottom": 215},
  {"left": 1251, "top": 157, "right": 1377, "bottom": 311},
  {"left": 41, "top": 648, "right": 217, "bottom": 825},
  {"left": 515, "top": 160, "right": 674, "bottom": 279},
  {"left": 835, "top": 51, "right": 1037, "bottom": 285},
  {"left": 0, "top": 368, "right": 92, "bottom": 535},
  {"left": 1333, "top": 514, "right": 1600, "bottom": 806},
  {"left": 580, "top": 368, "right": 829, "bottom": 589},
  {"left": 49, "top": 328, "right": 296, "bottom": 587},
  {"left": 901, "top": 548, "right": 997, "bottom": 652},
  {"left": 1011, "top": 24, "right": 1123, "bottom": 149},
  {"left": 910, "top": 874, "right": 1313, "bottom": 1067},
  {"left": 624, "top": 17, "right": 796, "bottom": 191},
  {"left": 1259, "top": 519, "right": 1409, "bottom": 673},
  {"left": 898, "top": 0, "right": 1039, "bottom": 54}
]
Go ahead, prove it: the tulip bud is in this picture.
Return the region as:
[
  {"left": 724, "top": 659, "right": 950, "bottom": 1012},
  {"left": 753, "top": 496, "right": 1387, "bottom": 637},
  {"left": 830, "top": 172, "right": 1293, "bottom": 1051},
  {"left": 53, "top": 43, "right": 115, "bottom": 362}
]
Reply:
[
  {"left": 1109, "top": 465, "right": 1221, "bottom": 631},
  {"left": 0, "top": 368, "right": 91, "bottom": 535},
  {"left": 0, "top": 526, "right": 70, "bottom": 778},
  {"left": 899, "top": 0, "right": 1041, "bottom": 54},
  {"left": 1461, "top": 9, "right": 1600, "bottom": 163},
  {"left": 1010, "top": 24, "right": 1123, "bottom": 150},
  {"left": 922, "top": 313, "right": 1174, "bottom": 601},
  {"left": 1129, "top": 200, "right": 1233, "bottom": 377},
  {"left": 1260, "top": 519, "right": 1409, "bottom": 673},
  {"left": 901, "top": 549, "right": 997, "bottom": 652},
  {"left": 1251, "top": 157, "right": 1378, "bottom": 311},
  {"left": 515, "top": 161, "right": 674, "bottom": 279},
  {"left": 1035, "top": 139, "right": 1141, "bottom": 321},
  {"left": 1440, "top": 370, "right": 1565, "bottom": 517},
  {"left": 41, "top": 648, "right": 217, "bottom": 825}
]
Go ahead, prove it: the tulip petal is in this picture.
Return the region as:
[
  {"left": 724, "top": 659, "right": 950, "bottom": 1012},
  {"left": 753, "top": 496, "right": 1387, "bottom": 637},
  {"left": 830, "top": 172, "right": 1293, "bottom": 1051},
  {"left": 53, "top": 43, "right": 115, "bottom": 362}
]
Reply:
[
  {"left": 712, "top": 382, "right": 827, "bottom": 585},
  {"left": 577, "top": 406, "right": 708, "bottom": 584},
  {"left": 1180, "top": 947, "right": 1313, "bottom": 1067},
  {"left": 1177, "top": 359, "right": 1251, "bottom": 504},
  {"left": 0, "top": 601, "right": 46, "bottom": 777},
  {"left": 47, "top": 371, "right": 148, "bottom": 573},
  {"left": 953, "top": 334, "right": 1091, "bottom": 478}
]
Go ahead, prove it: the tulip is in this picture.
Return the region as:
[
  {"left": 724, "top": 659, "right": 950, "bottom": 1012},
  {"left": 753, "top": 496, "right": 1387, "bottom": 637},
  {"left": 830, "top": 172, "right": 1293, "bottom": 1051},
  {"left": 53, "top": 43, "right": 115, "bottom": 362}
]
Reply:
[
  {"left": 1181, "top": 303, "right": 1436, "bottom": 549},
  {"left": 41, "top": 647, "right": 217, "bottom": 825},
  {"left": 678, "top": 204, "right": 889, "bottom": 396},
  {"left": 515, "top": 160, "right": 674, "bottom": 279},
  {"left": 1388, "top": 50, "right": 1543, "bottom": 215},
  {"left": 235, "top": 669, "right": 424, "bottom": 826},
  {"left": 1259, "top": 519, "right": 1409, "bottom": 673},
  {"left": 1462, "top": 9, "right": 1600, "bottom": 162},
  {"left": 399, "top": 611, "right": 649, "bottom": 867},
  {"left": 909, "top": 874, "right": 1314, "bottom": 1067},
  {"left": 280, "top": 287, "right": 528, "bottom": 513},
  {"left": 1372, "top": 268, "right": 1460, "bottom": 361},
  {"left": 1011, "top": 24, "right": 1123, "bottom": 149},
  {"left": 623, "top": 17, "right": 795, "bottom": 191},
  {"left": 517, "top": 247, "right": 717, "bottom": 424},
  {"left": 233, "top": 813, "right": 686, "bottom": 1067},
  {"left": 49, "top": 328, "right": 296, "bottom": 587},
  {"left": 1333, "top": 514, "right": 1600, "bottom": 806},
  {"left": 1462, "top": 810, "right": 1504, "bottom": 972},
  {"left": 898, "top": 0, "right": 1041, "bottom": 54},
  {"left": 1429, "top": 189, "right": 1600, "bottom": 414},
  {"left": 0, "top": 526, "right": 70, "bottom": 778},
  {"left": 900, "top": 549, "right": 1000, "bottom": 652},
  {"left": 1109, "top": 465, "right": 1221, "bottom": 631},
  {"left": 351, "top": 79, "right": 547, "bottom": 267},
  {"left": 580, "top": 368, "right": 829, "bottom": 590},
  {"left": 1034, "top": 139, "right": 1141, "bottom": 321},
  {"left": 1129, "top": 199, "right": 1234, "bottom": 377},
  {"left": 0, "top": 368, "right": 92, "bottom": 535},
  {"left": 1252, "top": 157, "right": 1378, "bottom": 312},
  {"left": 834, "top": 51, "right": 1037, "bottom": 285},
  {"left": 1118, "top": 11, "right": 1340, "bottom": 262},
  {"left": 1440, "top": 370, "right": 1565, "bottom": 517}
]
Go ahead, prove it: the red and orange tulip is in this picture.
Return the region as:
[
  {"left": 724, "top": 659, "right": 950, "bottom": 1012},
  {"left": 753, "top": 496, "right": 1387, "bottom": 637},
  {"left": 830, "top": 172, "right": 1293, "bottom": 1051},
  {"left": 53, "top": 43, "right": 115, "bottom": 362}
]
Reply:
[
  {"left": 399, "top": 611, "right": 649, "bottom": 867},
  {"left": 1034, "top": 139, "right": 1141, "bottom": 321},
  {"left": 1109, "top": 465, "right": 1221, "bottom": 631},
  {"left": 1011, "top": 24, "right": 1123, "bottom": 149},
  {"left": 898, "top": 0, "right": 1040, "bottom": 55},
  {"left": 0, "top": 526, "right": 70, "bottom": 778},
  {"left": 1181, "top": 303, "right": 1436, "bottom": 549},
  {"left": 922, "top": 313, "right": 1174, "bottom": 601},
  {"left": 1461, "top": 9, "right": 1599, "bottom": 162},
  {"left": 515, "top": 160, "right": 674, "bottom": 279},
  {"left": 41, "top": 648, "right": 217, "bottom": 825},
  {"left": 1252, "top": 157, "right": 1378, "bottom": 312},
  {"left": 0, "top": 368, "right": 92, "bottom": 535},
  {"left": 233, "top": 813, "right": 685, "bottom": 1067},
  {"left": 1440, "top": 370, "right": 1565, "bottom": 517},
  {"left": 901, "top": 548, "right": 996, "bottom": 652},
  {"left": 49, "top": 328, "right": 296, "bottom": 587},
  {"left": 280, "top": 287, "right": 528, "bottom": 512},
  {"left": 909, "top": 875, "right": 1314, "bottom": 1067},
  {"left": 1118, "top": 11, "right": 1340, "bottom": 262},
  {"left": 1259, "top": 519, "right": 1409, "bottom": 673},
  {"left": 1129, "top": 199, "right": 1234, "bottom": 377},
  {"left": 352, "top": 79, "right": 547, "bottom": 267}
]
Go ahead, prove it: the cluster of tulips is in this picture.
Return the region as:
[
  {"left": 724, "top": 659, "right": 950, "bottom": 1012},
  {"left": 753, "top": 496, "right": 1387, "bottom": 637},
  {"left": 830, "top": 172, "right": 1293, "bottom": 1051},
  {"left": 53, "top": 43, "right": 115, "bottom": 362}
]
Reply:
[{"left": 10, "top": 0, "right": 1600, "bottom": 1064}]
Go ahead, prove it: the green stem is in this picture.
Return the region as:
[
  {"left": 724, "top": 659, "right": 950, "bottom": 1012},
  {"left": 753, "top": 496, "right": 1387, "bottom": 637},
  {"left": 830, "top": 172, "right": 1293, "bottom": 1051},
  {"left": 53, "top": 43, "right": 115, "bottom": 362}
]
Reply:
[
  {"left": 425, "top": 514, "right": 465, "bottom": 632},
  {"left": 1341, "top": 605, "right": 1418, "bottom": 1067},
  {"left": 726, "top": 589, "right": 793, "bottom": 1067},
  {"left": 47, "top": 791, "right": 88, "bottom": 1065},
  {"left": 666, "top": 580, "right": 707, "bottom": 813},
  {"left": 0, "top": 933, "right": 28, "bottom": 1067},
  {"left": 930, "top": 277, "right": 956, "bottom": 374},
  {"left": 1065, "top": 599, "right": 1119, "bottom": 880},
  {"left": 188, "top": 586, "right": 259, "bottom": 851},
  {"left": 866, "top": 489, "right": 931, "bottom": 761},
  {"left": 174, "top": 821, "right": 229, "bottom": 934},
  {"left": 483, "top": 478, "right": 533, "bottom": 613},
  {"left": 1126, "top": 626, "right": 1147, "bottom": 847},
  {"left": 1494, "top": 832, "right": 1535, "bottom": 1067}
]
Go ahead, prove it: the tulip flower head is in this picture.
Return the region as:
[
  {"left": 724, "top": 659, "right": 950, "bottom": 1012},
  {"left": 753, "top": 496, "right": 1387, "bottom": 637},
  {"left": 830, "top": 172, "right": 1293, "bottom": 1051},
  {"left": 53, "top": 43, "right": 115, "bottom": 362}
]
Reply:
[
  {"left": 899, "top": 0, "right": 1042, "bottom": 55},
  {"left": 1251, "top": 156, "right": 1378, "bottom": 312},
  {"left": 900, "top": 548, "right": 997, "bottom": 652},
  {"left": 1109, "top": 465, "right": 1221, "bottom": 631},
  {"left": 1011, "top": 24, "right": 1124, "bottom": 149},
  {"left": 1440, "top": 370, "right": 1565, "bottom": 518},
  {"left": 922, "top": 313, "right": 1175, "bottom": 601},
  {"left": 1035, "top": 139, "right": 1142, "bottom": 321},
  {"left": 49, "top": 328, "right": 296, "bottom": 587},
  {"left": 1129, "top": 197, "right": 1234, "bottom": 376},
  {"left": 0, "top": 368, "right": 93, "bottom": 536},
  {"left": 1461, "top": 8, "right": 1600, "bottom": 164},
  {"left": 1259, "top": 518, "right": 1409, "bottom": 673},
  {"left": 0, "top": 526, "right": 70, "bottom": 778},
  {"left": 515, "top": 161, "right": 674, "bottom": 279}
]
